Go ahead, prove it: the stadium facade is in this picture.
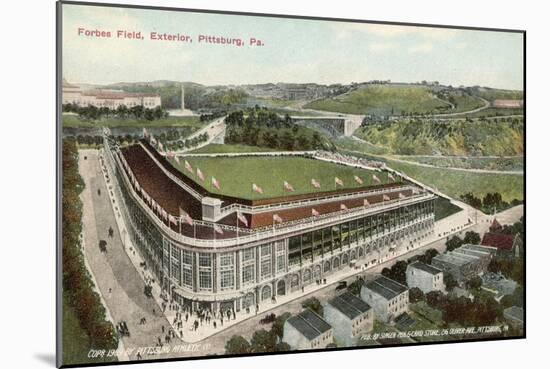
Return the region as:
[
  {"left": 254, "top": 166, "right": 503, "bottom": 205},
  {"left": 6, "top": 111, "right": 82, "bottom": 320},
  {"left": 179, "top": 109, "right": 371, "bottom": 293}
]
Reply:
[{"left": 101, "top": 136, "right": 436, "bottom": 314}]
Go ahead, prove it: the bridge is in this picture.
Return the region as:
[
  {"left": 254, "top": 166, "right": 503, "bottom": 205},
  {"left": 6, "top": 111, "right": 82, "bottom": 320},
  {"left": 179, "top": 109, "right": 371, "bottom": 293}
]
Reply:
[{"left": 290, "top": 115, "right": 363, "bottom": 137}]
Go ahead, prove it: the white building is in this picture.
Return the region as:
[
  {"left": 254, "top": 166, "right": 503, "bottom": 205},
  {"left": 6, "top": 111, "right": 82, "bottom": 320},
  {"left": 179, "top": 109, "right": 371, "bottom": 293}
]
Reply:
[
  {"left": 406, "top": 261, "right": 445, "bottom": 293},
  {"left": 361, "top": 276, "right": 408, "bottom": 323},
  {"left": 283, "top": 309, "right": 333, "bottom": 350},
  {"left": 62, "top": 79, "right": 161, "bottom": 109},
  {"left": 323, "top": 291, "right": 373, "bottom": 346}
]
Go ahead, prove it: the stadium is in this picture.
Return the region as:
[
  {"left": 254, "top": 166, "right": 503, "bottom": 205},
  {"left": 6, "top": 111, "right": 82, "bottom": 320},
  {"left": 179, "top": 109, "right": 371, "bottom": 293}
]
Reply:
[{"left": 101, "top": 134, "right": 436, "bottom": 314}]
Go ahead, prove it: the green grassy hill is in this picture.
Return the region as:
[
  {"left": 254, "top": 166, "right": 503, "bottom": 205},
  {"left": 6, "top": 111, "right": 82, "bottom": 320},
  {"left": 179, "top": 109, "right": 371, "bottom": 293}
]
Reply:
[
  {"left": 354, "top": 119, "right": 524, "bottom": 156},
  {"left": 304, "top": 85, "right": 485, "bottom": 116}
]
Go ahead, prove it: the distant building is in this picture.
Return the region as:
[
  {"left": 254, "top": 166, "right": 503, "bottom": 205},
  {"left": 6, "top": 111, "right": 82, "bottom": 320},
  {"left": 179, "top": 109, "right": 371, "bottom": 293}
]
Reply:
[
  {"left": 481, "top": 272, "right": 518, "bottom": 301},
  {"left": 481, "top": 232, "right": 523, "bottom": 258},
  {"left": 503, "top": 306, "right": 524, "bottom": 330},
  {"left": 406, "top": 261, "right": 445, "bottom": 293},
  {"left": 361, "top": 276, "right": 408, "bottom": 323},
  {"left": 323, "top": 292, "right": 373, "bottom": 346},
  {"left": 431, "top": 244, "right": 496, "bottom": 282},
  {"left": 283, "top": 309, "right": 333, "bottom": 350},
  {"left": 491, "top": 99, "right": 524, "bottom": 108},
  {"left": 62, "top": 79, "right": 161, "bottom": 109}
]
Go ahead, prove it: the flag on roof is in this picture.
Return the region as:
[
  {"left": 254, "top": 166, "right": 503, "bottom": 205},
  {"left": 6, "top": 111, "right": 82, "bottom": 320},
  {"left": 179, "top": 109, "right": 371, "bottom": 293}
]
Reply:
[
  {"left": 363, "top": 198, "right": 370, "bottom": 206},
  {"left": 184, "top": 160, "right": 193, "bottom": 173},
  {"left": 354, "top": 175, "right": 363, "bottom": 185},
  {"left": 388, "top": 173, "right": 395, "bottom": 181},
  {"left": 166, "top": 151, "right": 175, "bottom": 158},
  {"left": 335, "top": 177, "right": 344, "bottom": 186},
  {"left": 174, "top": 156, "right": 180, "bottom": 164},
  {"left": 212, "top": 176, "right": 221, "bottom": 190},
  {"left": 169, "top": 214, "right": 177, "bottom": 225},
  {"left": 150, "top": 136, "right": 157, "bottom": 144},
  {"left": 372, "top": 174, "right": 381, "bottom": 183},
  {"left": 252, "top": 183, "right": 263, "bottom": 194},
  {"left": 311, "top": 208, "right": 320, "bottom": 216},
  {"left": 142, "top": 127, "right": 149, "bottom": 138},
  {"left": 197, "top": 168, "right": 205, "bottom": 181},
  {"left": 412, "top": 188, "right": 419, "bottom": 195},
  {"left": 284, "top": 181, "right": 295, "bottom": 192},
  {"left": 237, "top": 212, "right": 248, "bottom": 227},
  {"left": 273, "top": 214, "right": 283, "bottom": 223},
  {"left": 158, "top": 141, "right": 164, "bottom": 151},
  {"left": 383, "top": 194, "right": 390, "bottom": 201},
  {"left": 180, "top": 211, "right": 193, "bottom": 226},
  {"left": 311, "top": 178, "right": 321, "bottom": 189},
  {"left": 399, "top": 192, "right": 406, "bottom": 199},
  {"left": 213, "top": 224, "right": 224, "bottom": 235},
  {"left": 340, "top": 203, "right": 348, "bottom": 210}
]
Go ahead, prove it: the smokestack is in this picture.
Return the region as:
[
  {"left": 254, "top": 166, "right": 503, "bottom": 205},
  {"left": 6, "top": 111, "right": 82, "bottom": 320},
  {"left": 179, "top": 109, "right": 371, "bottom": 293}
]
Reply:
[{"left": 181, "top": 84, "right": 185, "bottom": 110}]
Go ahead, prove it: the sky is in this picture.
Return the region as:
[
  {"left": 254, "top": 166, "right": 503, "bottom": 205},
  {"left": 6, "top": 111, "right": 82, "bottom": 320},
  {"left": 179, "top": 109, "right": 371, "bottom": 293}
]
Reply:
[{"left": 62, "top": 3, "right": 524, "bottom": 90}]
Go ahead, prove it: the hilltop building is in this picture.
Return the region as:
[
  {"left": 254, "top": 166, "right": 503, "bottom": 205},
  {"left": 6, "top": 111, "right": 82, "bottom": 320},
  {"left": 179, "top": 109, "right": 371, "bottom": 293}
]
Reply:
[{"left": 62, "top": 79, "right": 161, "bottom": 108}]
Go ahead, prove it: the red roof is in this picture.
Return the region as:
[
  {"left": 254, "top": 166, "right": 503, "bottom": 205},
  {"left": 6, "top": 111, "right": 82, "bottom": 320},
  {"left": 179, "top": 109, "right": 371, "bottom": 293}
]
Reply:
[
  {"left": 481, "top": 232, "right": 515, "bottom": 251},
  {"left": 489, "top": 218, "right": 502, "bottom": 232}
]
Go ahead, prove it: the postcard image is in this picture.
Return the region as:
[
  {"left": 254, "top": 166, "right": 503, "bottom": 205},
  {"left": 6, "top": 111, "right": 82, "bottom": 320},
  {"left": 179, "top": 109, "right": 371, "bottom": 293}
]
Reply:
[{"left": 58, "top": 1, "right": 525, "bottom": 367}]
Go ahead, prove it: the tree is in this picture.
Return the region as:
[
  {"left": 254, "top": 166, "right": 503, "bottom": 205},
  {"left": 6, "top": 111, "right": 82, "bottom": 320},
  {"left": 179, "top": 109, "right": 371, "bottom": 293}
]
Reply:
[
  {"left": 271, "top": 312, "right": 291, "bottom": 339},
  {"left": 225, "top": 335, "right": 251, "bottom": 354},
  {"left": 445, "top": 235, "right": 463, "bottom": 252},
  {"left": 409, "top": 287, "right": 425, "bottom": 303},
  {"left": 302, "top": 297, "right": 323, "bottom": 316},
  {"left": 443, "top": 273, "right": 458, "bottom": 291},
  {"left": 274, "top": 342, "right": 291, "bottom": 352},
  {"left": 347, "top": 278, "right": 364, "bottom": 296},
  {"left": 466, "top": 275, "right": 482, "bottom": 290},
  {"left": 250, "top": 329, "right": 278, "bottom": 353},
  {"left": 426, "top": 291, "right": 446, "bottom": 309},
  {"left": 463, "top": 231, "right": 481, "bottom": 245}
]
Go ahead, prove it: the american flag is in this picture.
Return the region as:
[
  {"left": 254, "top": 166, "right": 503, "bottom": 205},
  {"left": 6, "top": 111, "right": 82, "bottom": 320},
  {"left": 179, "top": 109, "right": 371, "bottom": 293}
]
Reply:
[
  {"left": 212, "top": 176, "right": 221, "bottom": 190},
  {"left": 184, "top": 160, "right": 193, "bottom": 173},
  {"left": 388, "top": 173, "right": 395, "bottom": 181},
  {"left": 174, "top": 156, "right": 180, "bottom": 164},
  {"left": 213, "top": 224, "right": 224, "bottom": 235},
  {"left": 363, "top": 198, "right": 370, "bottom": 206},
  {"left": 166, "top": 151, "right": 175, "bottom": 158},
  {"left": 383, "top": 194, "right": 390, "bottom": 201},
  {"left": 335, "top": 177, "right": 344, "bottom": 186},
  {"left": 283, "top": 181, "right": 294, "bottom": 192},
  {"left": 372, "top": 174, "right": 381, "bottom": 183},
  {"left": 399, "top": 192, "right": 406, "bottom": 199},
  {"left": 142, "top": 127, "right": 149, "bottom": 138},
  {"left": 158, "top": 141, "right": 164, "bottom": 152},
  {"left": 273, "top": 214, "right": 283, "bottom": 223},
  {"left": 150, "top": 136, "right": 157, "bottom": 145},
  {"left": 180, "top": 211, "right": 193, "bottom": 226},
  {"left": 311, "top": 208, "right": 320, "bottom": 216},
  {"left": 169, "top": 214, "right": 177, "bottom": 225},
  {"left": 354, "top": 175, "right": 364, "bottom": 185},
  {"left": 340, "top": 203, "right": 348, "bottom": 210},
  {"left": 311, "top": 178, "right": 321, "bottom": 189},
  {"left": 237, "top": 212, "right": 248, "bottom": 227},
  {"left": 412, "top": 188, "right": 419, "bottom": 195},
  {"left": 197, "top": 168, "right": 205, "bottom": 181},
  {"left": 252, "top": 183, "right": 263, "bottom": 194}
]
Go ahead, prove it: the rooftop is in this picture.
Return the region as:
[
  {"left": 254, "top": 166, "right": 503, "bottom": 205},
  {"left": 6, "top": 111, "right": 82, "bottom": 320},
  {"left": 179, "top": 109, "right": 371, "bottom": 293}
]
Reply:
[
  {"left": 482, "top": 232, "right": 517, "bottom": 251},
  {"left": 408, "top": 261, "right": 442, "bottom": 276},
  {"left": 364, "top": 276, "right": 408, "bottom": 300},
  {"left": 287, "top": 309, "right": 332, "bottom": 340},
  {"left": 327, "top": 292, "right": 371, "bottom": 320}
]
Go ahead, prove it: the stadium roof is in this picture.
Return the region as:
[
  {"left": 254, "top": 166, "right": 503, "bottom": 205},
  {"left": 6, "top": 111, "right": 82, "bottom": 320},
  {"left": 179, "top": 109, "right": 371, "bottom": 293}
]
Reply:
[
  {"left": 287, "top": 309, "right": 332, "bottom": 341},
  {"left": 364, "top": 276, "right": 408, "bottom": 300},
  {"left": 408, "top": 261, "right": 442, "bottom": 275},
  {"left": 327, "top": 292, "right": 371, "bottom": 320}
]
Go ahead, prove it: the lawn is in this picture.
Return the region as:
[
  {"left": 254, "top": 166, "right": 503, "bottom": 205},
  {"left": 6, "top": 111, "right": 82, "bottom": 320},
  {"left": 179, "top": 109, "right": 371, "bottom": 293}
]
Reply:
[
  {"left": 63, "top": 114, "right": 203, "bottom": 129},
  {"left": 190, "top": 143, "right": 278, "bottom": 154},
  {"left": 434, "top": 197, "right": 463, "bottom": 221},
  {"left": 169, "top": 155, "right": 396, "bottom": 200},
  {"left": 304, "top": 85, "right": 449, "bottom": 115},
  {"left": 387, "top": 158, "right": 524, "bottom": 203}
]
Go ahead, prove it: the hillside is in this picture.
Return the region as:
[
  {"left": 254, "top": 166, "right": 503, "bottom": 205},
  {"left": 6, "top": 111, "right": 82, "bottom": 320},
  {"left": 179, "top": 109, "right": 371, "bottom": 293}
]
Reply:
[
  {"left": 354, "top": 119, "right": 524, "bottom": 156},
  {"left": 303, "top": 84, "right": 485, "bottom": 116}
]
